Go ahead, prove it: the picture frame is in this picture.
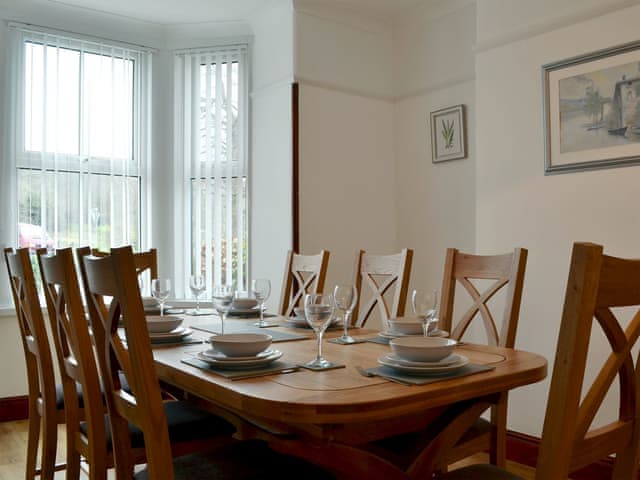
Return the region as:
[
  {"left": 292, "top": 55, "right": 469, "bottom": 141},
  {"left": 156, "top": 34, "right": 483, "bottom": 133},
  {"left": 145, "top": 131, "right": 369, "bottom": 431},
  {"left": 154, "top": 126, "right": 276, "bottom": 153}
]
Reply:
[
  {"left": 543, "top": 40, "right": 640, "bottom": 174},
  {"left": 430, "top": 104, "right": 467, "bottom": 163}
]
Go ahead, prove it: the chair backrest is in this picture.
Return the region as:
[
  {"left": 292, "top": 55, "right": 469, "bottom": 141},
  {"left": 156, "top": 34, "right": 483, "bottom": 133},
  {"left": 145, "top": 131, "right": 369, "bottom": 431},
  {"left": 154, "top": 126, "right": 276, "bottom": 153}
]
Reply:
[
  {"left": 535, "top": 242, "right": 640, "bottom": 478},
  {"left": 438, "top": 248, "right": 527, "bottom": 347},
  {"left": 278, "top": 250, "right": 330, "bottom": 316},
  {"left": 82, "top": 246, "right": 174, "bottom": 480},
  {"left": 352, "top": 249, "right": 413, "bottom": 328},
  {"left": 91, "top": 247, "right": 158, "bottom": 280},
  {"left": 37, "top": 248, "right": 107, "bottom": 475},
  {"left": 3, "top": 247, "right": 58, "bottom": 430}
]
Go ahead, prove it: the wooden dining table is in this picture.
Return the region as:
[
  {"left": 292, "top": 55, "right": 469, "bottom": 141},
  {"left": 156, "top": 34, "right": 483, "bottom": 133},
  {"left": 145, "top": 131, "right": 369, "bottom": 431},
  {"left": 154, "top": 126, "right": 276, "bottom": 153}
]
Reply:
[{"left": 151, "top": 313, "right": 547, "bottom": 479}]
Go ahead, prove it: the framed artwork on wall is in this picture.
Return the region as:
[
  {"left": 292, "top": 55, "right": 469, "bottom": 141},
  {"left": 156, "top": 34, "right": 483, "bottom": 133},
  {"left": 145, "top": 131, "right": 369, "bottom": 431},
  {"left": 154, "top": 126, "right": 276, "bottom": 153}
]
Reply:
[
  {"left": 543, "top": 40, "right": 640, "bottom": 174},
  {"left": 430, "top": 104, "right": 467, "bottom": 163}
]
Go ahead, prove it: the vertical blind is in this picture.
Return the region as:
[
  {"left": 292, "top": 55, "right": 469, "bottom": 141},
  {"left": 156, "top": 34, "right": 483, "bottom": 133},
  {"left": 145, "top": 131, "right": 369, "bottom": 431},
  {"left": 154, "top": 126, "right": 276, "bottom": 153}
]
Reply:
[
  {"left": 174, "top": 46, "right": 249, "bottom": 298},
  {"left": 7, "top": 24, "right": 151, "bottom": 255}
]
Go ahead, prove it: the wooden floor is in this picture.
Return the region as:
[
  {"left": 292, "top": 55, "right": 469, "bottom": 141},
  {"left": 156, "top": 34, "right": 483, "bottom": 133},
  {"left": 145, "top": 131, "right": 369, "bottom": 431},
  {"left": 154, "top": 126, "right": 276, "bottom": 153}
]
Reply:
[{"left": 0, "top": 419, "right": 536, "bottom": 479}]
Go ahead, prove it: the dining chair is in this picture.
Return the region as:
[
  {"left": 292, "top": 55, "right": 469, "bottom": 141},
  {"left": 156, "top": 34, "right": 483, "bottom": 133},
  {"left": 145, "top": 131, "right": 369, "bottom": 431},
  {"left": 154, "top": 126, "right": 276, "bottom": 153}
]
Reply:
[
  {"left": 438, "top": 248, "right": 528, "bottom": 468},
  {"left": 351, "top": 249, "right": 413, "bottom": 328},
  {"left": 278, "top": 250, "right": 330, "bottom": 317},
  {"left": 430, "top": 242, "right": 640, "bottom": 479},
  {"left": 4, "top": 247, "right": 65, "bottom": 480},
  {"left": 81, "top": 246, "right": 333, "bottom": 480},
  {"left": 89, "top": 246, "right": 158, "bottom": 284}
]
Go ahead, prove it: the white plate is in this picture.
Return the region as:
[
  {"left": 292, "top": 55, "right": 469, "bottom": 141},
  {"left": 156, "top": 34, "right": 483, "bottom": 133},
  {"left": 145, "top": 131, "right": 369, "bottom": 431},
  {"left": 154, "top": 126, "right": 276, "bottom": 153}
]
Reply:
[
  {"left": 227, "top": 305, "right": 266, "bottom": 315},
  {"left": 149, "top": 327, "right": 192, "bottom": 340},
  {"left": 382, "top": 353, "right": 464, "bottom": 368},
  {"left": 195, "top": 349, "right": 282, "bottom": 369},
  {"left": 378, "top": 354, "right": 469, "bottom": 374},
  {"left": 378, "top": 329, "right": 449, "bottom": 339},
  {"left": 201, "top": 348, "right": 276, "bottom": 361}
]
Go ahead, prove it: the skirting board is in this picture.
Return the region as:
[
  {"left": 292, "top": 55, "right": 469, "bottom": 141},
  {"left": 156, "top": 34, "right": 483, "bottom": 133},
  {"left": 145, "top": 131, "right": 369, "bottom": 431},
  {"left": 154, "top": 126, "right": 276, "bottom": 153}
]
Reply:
[
  {"left": 0, "top": 401, "right": 620, "bottom": 479},
  {"left": 0, "top": 395, "right": 28, "bottom": 422}
]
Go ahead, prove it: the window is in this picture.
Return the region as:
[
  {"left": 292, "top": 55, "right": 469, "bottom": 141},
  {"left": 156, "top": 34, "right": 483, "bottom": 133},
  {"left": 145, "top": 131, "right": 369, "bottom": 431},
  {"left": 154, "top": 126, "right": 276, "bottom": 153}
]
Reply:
[
  {"left": 174, "top": 46, "right": 249, "bottom": 296},
  {"left": 8, "top": 25, "right": 151, "bottom": 253}
]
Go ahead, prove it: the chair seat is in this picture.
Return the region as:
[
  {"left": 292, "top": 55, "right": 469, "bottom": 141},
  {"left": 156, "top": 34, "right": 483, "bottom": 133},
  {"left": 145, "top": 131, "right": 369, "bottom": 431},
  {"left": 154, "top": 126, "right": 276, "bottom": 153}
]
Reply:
[
  {"left": 56, "top": 373, "right": 131, "bottom": 409},
  {"left": 134, "top": 440, "right": 334, "bottom": 480},
  {"left": 81, "top": 401, "right": 235, "bottom": 448},
  {"left": 439, "top": 464, "right": 523, "bottom": 480}
]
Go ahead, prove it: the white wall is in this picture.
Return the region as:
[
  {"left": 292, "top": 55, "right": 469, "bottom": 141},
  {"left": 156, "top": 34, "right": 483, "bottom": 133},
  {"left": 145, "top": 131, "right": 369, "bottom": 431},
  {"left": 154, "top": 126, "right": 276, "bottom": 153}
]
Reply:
[
  {"left": 475, "top": 0, "right": 640, "bottom": 436},
  {"left": 393, "top": 1, "right": 476, "bottom": 295}
]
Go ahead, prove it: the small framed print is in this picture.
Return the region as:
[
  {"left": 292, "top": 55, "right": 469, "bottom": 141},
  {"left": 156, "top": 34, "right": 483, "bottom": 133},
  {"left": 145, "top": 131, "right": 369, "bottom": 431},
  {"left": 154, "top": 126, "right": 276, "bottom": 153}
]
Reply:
[{"left": 430, "top": 104, "right": 467, "bottom": 163}]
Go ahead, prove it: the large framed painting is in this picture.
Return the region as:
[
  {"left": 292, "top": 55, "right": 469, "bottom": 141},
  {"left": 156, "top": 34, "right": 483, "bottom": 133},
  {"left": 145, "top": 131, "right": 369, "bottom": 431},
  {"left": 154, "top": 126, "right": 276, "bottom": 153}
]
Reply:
[
  {"left": 430, "top": 104, "right": 467, "bottom": 163},
  {"left": 543, "top": 41, "right": 640, "bottom": 174}
]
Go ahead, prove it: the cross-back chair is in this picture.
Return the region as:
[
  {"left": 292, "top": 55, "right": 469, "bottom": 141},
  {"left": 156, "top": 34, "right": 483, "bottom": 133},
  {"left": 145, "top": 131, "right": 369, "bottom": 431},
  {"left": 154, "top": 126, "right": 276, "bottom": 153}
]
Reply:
[
  {"left": 437, "top": 248, "right": 528, "bottom": 468},
  {"left": 37, "top": 247, "right": 113, "bottom": 480},
  {"left": 434, "top": 242, "right": 640, "bottom": 479},
  {"left": 4, "top": 247, "right": 65, "bottom": 480},
  {"left": 81, "top": 246, "right": 333, "bottom": 480},
  {"left": 89, "top": 247, "right": 157, "bottom": 285},
  {"left": 278, "top": 250, "right": 330, "bottom": 317},
  {"left": 351, "top": 249, "right": 413, "bottom": 328}
]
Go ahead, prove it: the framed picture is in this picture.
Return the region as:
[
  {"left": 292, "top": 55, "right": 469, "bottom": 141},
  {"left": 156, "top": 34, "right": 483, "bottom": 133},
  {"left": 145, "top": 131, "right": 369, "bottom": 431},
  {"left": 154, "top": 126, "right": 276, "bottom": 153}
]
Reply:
[
  {"left": 430, "top": 104, "right": 467, "bottom": 163},
  {"left": 543, "top": 40, "right": 640, "bottom": 174}
]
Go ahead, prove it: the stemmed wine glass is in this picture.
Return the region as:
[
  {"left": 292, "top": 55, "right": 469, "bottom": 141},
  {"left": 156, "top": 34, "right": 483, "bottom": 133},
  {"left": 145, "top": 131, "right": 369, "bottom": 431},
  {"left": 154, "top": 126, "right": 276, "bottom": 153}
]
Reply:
[
  {"left": 212, "top": 285, "right": 233, "bottom": 336},
  {"left": 252, "top": 279, "right": 271, "bottom": 327},
  {"left": 151, "top": 278, "right": 171, "bottom": 316},
  {"left": 304, "top": 293, "right": 335, "bottom": 368},
  {"left": 333, "top": 285, "right": 358, "bottom": 344},
  {"left": 189, "top": 275, "right": 206, "bottom": 314},
  {"left": 412, "top": 289, "right": 439, "bottom": 336}
]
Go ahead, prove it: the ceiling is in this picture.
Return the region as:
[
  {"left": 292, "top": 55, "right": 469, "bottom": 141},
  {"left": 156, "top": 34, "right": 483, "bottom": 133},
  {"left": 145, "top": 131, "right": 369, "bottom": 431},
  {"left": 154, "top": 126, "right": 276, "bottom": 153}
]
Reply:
[{"left": 41, "top": 0, "right": 424, "bottom": 25}]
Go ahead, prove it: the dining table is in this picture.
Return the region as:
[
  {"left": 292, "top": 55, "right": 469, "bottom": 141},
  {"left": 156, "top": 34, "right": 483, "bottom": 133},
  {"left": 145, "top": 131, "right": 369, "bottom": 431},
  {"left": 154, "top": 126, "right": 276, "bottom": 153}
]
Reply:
[{"left": 151, "top": 311, "right": 547, "bottom": 480}]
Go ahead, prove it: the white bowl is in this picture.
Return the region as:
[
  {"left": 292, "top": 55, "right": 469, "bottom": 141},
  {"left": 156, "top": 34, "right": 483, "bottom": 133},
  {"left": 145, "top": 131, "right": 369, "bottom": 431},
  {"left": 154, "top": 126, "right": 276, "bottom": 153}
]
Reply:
[
  {"left": 389, "top": 336, "right": 456, "bottom": 362},
  {"left": 232, "top": 297, "right": 259, "bottom": 310},
  {"left": 210, "top": 333, "right": 272, "bottom": 357},
  {"left": 146, "top": 315, "right": 183, "bottom": 333},
  {"left": 387, "top": 317, "right": 423, "bottom": 335},
  {"left": 142, "top": 296, "right": 159, "bottom": 307}
]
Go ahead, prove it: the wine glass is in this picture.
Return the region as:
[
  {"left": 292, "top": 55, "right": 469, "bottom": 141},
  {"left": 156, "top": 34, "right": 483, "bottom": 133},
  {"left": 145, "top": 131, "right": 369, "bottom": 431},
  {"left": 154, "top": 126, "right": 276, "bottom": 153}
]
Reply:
[
  {"left": 333, "top": 285, "right": 358, "bottom": 344},
  {"left": 212, "top": 285, "right": 233, "bottom": 336},
  {"left": 304, "top": 293, "right": 335, "bottom": 368},
  {"left": 151, "top": 278, "right": 171, "bottom": 316},
  {"left": 412, "top": 289, "right": 439, "bottom": 336},
  {"left": 189, "top": 275, "right": 206, "bottom": 314},
  {"left": 252, "top": 279, "right": 271, "bottom": 327}
]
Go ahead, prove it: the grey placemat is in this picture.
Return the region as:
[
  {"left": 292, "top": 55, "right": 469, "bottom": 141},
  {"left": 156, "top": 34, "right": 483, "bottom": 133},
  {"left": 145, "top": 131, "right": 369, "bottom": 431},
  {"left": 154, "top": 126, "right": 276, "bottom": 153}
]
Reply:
[
  {"left": 363, "top": 336, "right": 391, "bottom": 345},
  {"left": 151, "top": 338, "right": 204, "bottom": 348},
  {"left": 191, "top": 324, "right": 308, "bottom": 342},
  {"left": 328, "top": 337, "right": 367, "bottom": 345},
  {"left": 227, "top": 311, "right": 278, "bottom": 319},
  {"left": 182, "top": 357, "right": 300, "bottom": 380},
  {"left": 364, "top": 364, "right": 495, "bottom": 385}
]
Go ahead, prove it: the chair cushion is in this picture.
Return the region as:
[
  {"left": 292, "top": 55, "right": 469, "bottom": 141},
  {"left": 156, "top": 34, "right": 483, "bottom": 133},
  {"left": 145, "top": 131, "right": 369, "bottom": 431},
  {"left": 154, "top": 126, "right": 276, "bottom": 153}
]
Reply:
[
  {"left": 439, "top": 464, "right": 523, "bottom": 480},
  {"left": 134, "top": 440, "right": 334, "bottom": 480},
  {"left": 55, "top": 372, "right": 131, "bottom": 410},
  {"left": 81, "top": 400, "right": 235, "bottom": 449}
]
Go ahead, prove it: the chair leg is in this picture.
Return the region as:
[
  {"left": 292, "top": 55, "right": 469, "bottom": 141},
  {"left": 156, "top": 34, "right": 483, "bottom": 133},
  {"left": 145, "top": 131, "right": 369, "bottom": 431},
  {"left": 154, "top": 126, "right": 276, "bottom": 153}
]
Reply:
[
  {"left": 65, "top": 430, "right": 81, "bottom": 480},
  {"left": 489, "top": 394, "right": 508, "bottom": 467},
  {"left": 40, "top": 413, "right": 58, "bottom": 480},
  {"left": 25, "top": 412, "right": 40, "bottom": 480}
]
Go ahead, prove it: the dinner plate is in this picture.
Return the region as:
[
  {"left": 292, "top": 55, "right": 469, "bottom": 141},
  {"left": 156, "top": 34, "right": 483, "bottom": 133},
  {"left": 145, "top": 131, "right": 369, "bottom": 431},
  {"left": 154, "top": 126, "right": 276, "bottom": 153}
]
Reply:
[
  {"left": 378, "top": 329, "right": 449, "bottom": 339},
  {"left": 149, "top": 327, "right": 192, "bottom": 340},
  {"left": 195, "top": 349, "right": 282, "bottom": 369},
  {"left": 227, "top": 305, "right": 266, "bottom": 315},
  {"left": 382, "top": 353, "right": 464, "bottom": 368},
  {"left": 377, "top": 354, "right": 469, "bottom": 374},
  {"left": 144, "top": 305, "right": 186, "bottom": 315},
  {"left": 201, "top": 348, "right": 277, "bottom": 361}
]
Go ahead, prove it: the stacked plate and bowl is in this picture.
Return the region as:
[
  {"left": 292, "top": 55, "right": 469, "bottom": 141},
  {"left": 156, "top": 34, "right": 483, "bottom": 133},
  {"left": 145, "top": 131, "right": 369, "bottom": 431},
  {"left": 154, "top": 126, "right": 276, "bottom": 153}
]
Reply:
[
  {"left": 145, "top": 315, "right": 193, "bottom": 344},
  {"left": 196, "top": 333, "right": 281, "bottom": 369},
  {"left": 378, "top": 316, "right": 448, "bottom": 340},
  {"left": 378, "top": 336, "right": 468, "bottom": 375}
]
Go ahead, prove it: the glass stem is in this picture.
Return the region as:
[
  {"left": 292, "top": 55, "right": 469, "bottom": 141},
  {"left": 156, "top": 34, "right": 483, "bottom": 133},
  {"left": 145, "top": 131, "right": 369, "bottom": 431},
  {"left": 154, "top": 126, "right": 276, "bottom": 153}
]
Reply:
[
  {"left": 195, "top": 295, "right": 200, "bottom": 313},
  {"left": 221, "top": 313, "right": 225, "bottom": 336},
  {"left": 343, "top": 310, "right": 351, "bottom": 337},
  {"left": 317, "top": 330, "right": 325, "bottom": 361},
  {"left": 160, "top": 302, "right": 164, "bottom": 316},
  {"left": 259, "top": 302, "right": 264, "bottom": 325}
]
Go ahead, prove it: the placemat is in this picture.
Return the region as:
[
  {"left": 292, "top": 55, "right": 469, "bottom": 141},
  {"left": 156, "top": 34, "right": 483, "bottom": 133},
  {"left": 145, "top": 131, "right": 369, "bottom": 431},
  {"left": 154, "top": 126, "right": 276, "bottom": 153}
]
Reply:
[
  {"left": 363, "top": 336, "right": 390, "bottom": 345},
  {"left": 363, "top": 364, "right": 495, "bottom": 385},
  {"left": 191, "top": 324, "right": 308, "bottom": 342},
  {"left": 182, "top": 357, "right": 300, "bottom": 380},
  {"left": 297, "top": 362, "right": 346, "bottom": 371},
  {"left": 328, "top": 337, "right": 367, "bottom": 345},
  {"left": 227, "top": 311, "right": 278, "bottom": 319},
  {"left": 151, "top": 338, "right": 204, "bottom": 348}
]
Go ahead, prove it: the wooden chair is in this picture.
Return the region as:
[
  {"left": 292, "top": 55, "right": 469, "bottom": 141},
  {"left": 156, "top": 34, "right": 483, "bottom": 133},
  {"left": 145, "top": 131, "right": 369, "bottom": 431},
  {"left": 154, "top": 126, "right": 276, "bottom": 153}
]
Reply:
[
  {"left": 278, "top": 250, "right": 330, "bottom": 317},
  {"left": 432, "top": 242, "right": 640, "bottom": 479},
  {"left": 36, "top": 248, "right": 112, "bottom": 480},
  {"left": 438, "top": 248, "right": 528, "bottom": 468},
  {"left": 89, "top": 247, "right": 157, "bottom": 283},
  {"left": 4, "top": 247, "right": 65, "bottom": 480},
  {"left": 351, "top": 249, "right": 413, "bottom": 328},
  {"left": 81, "top": 246, "right": 333, "bottom": 480}
]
